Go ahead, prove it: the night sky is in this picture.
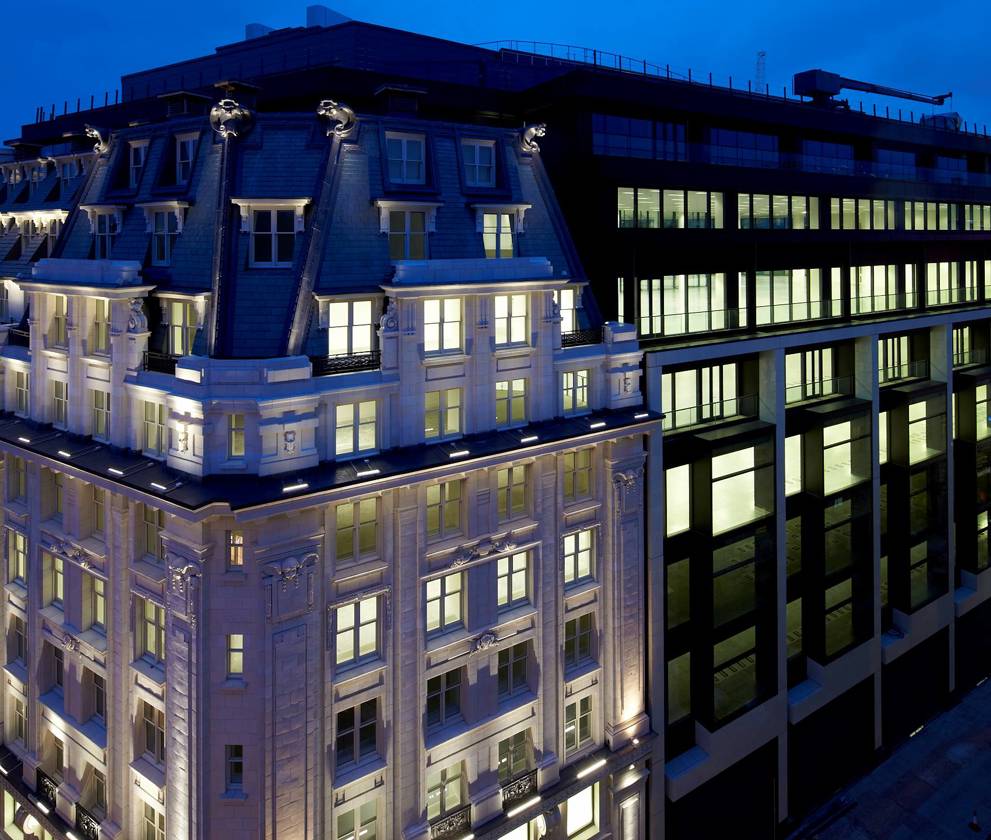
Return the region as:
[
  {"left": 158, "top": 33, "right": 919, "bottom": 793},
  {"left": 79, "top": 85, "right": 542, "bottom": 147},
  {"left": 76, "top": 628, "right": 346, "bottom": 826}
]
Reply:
[{"left": 5, "top": 0, "right": 989, "bottom": 143}]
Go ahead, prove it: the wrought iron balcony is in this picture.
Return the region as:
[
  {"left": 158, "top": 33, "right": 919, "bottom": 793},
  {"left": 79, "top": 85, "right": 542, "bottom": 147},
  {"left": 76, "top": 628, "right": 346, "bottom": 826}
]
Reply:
[
  {"left": 310, "top": 350, "right": 381, "bottom": 376},
  {"left": 500, "top": 768, "right": 537, "bottom": 810},
  {"left": 75, "top": 803, "right": 101, "bottom": 840},
  {"left": 561, "top": 327, "right": 601, "bottom": 347},
  {"left": 430, "top": 804, "right": 471, "bottom": 838},
  {"left": 7, "top": 328, "right": 30, "bottom": 347},
  {"left": 143, "top": 351, "right": 178, "bottom": 375},
  {"left": 36, "top": 767, "right": 58, "bottom": 809}
]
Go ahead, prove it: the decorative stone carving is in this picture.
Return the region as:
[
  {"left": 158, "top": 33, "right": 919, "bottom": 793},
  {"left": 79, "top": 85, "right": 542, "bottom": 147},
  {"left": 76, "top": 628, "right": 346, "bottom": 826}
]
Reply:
[
  {"left": 613, "top": 467, "right": 645, "bottom": 516},
  {"left": 283, "top": 430, "right": 297, "bottom": 454},
  {"left": 168, "top": 558, "right": 201, "bottom": 597},
  {"left": 379, "top": 299, "right": 399, "bottom": 333},
  {"left": 177, "top": 427, "right": 190, "bottom": 453},
  {"left": 449, "top": 536, "right": 517, "bottom": 569},
  {"left": 127, "top": 299, "right": 148, "bottom": 333},
  {"left": 62, "top": 634, "right": 79, "bottom": 652},
  {"left": 520, "top": 123, "right": 546, "bottom": 154},
  {"left": 265, "top": 554, "right": 317, "bottom": 591},
  {"left": 210, "top": 98, "right": 251, "bottom": 139},
  {"left": 84, "top": 125, "right": 109, "bottom": 154},
  {"left": 264, "top": 553, "right": 318, "bottom": 620},
  {"left": 45, "top": 536, "right": 88, "bottom": 564},
  {"left": 317, "top": 99, "right": 357, "bottom": 137},
  {"left": 469, "top": 632, "right": 497, "bottom": 656}
]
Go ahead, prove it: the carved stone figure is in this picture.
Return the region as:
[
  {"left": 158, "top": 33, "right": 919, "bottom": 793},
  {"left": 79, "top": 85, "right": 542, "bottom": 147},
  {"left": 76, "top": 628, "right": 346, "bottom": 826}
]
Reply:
[
  {"left": 283, "top": 430, "right": 297, "bottom": 454},
  {"left": 317, "top": 99, "right": 357, "bottom": 137},
  {"left": 470, "top": 632, "right": 497, "bottom": 655},
  {"left": 127, "top": 299, "right": 148, "bottom": 333},
  {"left": 210, "top": 99, "right": 251, "bottom": 139},
  {"left": 84, "top": 125, "right": 109, "bottom": 154},
  {"left": 521, "top": 123, "right": 547, "bottom": 153}
]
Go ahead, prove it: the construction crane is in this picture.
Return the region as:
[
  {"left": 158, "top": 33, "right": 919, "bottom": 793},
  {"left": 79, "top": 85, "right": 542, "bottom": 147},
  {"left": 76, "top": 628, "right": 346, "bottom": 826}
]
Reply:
[{"left": 793, "top": 69, "right": 951, "bottom": 108}]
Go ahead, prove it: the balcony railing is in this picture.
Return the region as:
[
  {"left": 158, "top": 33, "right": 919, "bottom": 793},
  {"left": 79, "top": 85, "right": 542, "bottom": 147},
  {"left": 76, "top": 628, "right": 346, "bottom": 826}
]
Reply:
[
  {"left": 75, "top": 803, "right": 101, "bottom": 840},
  {"left": 785, "top": 375, "right": 855, "bottom": 405},
  {"left": 310, "top": 350, "right": 381, "bottom": 376},
  {"left": 500, "top": 768, "right": 537, "bottom": 810},
  {"left": 36, "top": 767, "right": 58, "bottom": 808},
  {"left": 143, "top": 351, "right": 178, "bottom": 375},
  {"left": 664, "top": 393, "right": 758, "bottom": 431},
  {"left": 561, "top": 327, "right": 602, "bottom": 347},
  {"left": 430, "top": 805, "right": 472, "bottom": 839},
  {"left": 954, "top": 349, "right": 989, "bottom": 368},
  {"left": 7, "top": 328, "right": 30, "bottom": 347},
  {"left": 879, "top": 359, "right": 929, "bottom": 385}
]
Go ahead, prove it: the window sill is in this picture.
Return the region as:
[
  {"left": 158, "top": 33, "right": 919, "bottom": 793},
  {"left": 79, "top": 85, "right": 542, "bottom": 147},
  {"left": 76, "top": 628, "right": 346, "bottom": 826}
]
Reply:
[
  {"left": 221, "top": 677, "right": 247, "bottom": 692},
  {"left": 493, "top": 344, "right": 532, "bottom": 357},
  {"left": 4, "top": 580, "right": 28, "bottom": 601},
  {"left": 564, "top": 659, "right": 601, "bottom": 684},
  {"left": 332, "top": 657, "right": 385, "bottom": 686},
  {"left": 494, "top": 602, "right": 538, "bottom": 628},
  {"left": 221, "top": 569, "right": 248, "bottom": 584},
  {"left": 130, "top": 756, "right": 166, "bottom": 790},
  {"left": 132, "top": 559, "right": 168, "bottom": 584},
  {"left": 220, "top": 789, "right": 248, "bottom": 801},
  {"left": 496, "top": 688, "right": 538, "bottom": 717},
  {"left": 3, "top": 660, "right": 28, "bottom": 685},
  {"left": 424, "top": 716, "right": 470, "bottom": 749},
  {"left": 423, "top": 351, "right": 468, "bottom": 366},
  {"left": 77, "top": 627, "right": 108, "bottom": 653},
  {"left": 425, "top": 624, "right": 471, "bottom": 653},
  {"left": 130, "top": 657, "right": 166, "bottom": 686},
  {"left": 333, "top": 755, "right": 385, "bottom": 790},
  {"left": 39, "top": 604, "right": 67, "bottom": 628},
  {"left": 564, "top": 578, "right": 600, "bottom": 601}
]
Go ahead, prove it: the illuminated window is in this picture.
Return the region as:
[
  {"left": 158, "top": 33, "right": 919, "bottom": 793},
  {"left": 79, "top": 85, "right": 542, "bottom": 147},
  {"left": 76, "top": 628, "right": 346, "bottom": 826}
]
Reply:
[
  {"left": 335, "top": 597, "right": 378, "bottom": 665},
  {"left": 424, "top": 388, "right": 462, "bottom": 440},
  {"left": 495, "top": 378, "right": 527, "bottom": 427},
  {"left": 494, "top": 294, "right": 527, "bottom": 344},
  {"left": 336, "top": 801, "right": 377, "bottom": 840},
  {"left": 496, "top": 465, "right": 527, "bottom": 521},
  {"left": 562, "top": 369, "right": 590, "bottom": 414},
  {"left": 92, "top": 298, "right": 111, "bottom": 353},
  {"left": 50, "top": 294, "right": 67, "bottom": 346},
  {"left": 144, "top": 804, "right": 166, "bottom": 840},
  {"left": 425, "top": 572, "right": 463, "bottom": 633},
  {"left": 140, "top": 600, "right": 166, "bottom": 665},
  {"left": 424, "top": 298, "right": 462, "bottom": 353},
  {"left": 142, "top": 701, "right": 165, "bottom": 762},
  {"left": 168, "top": 300, "right": 197, "bottom": 355},
  {"left": 91, "top": 389, "right": 110, "bottom": 440},
  {"left": 335, "top": 498, "right": 377, "bottom": 563},
  {"left": 483, "top": 213, "right": 513, "bottom": 258},
  {"left": 427, "top": 481, "right": 463, "bottom": 539},
  {"left": 335, "top": 401, "right": 376, "bottom": 457},
  {"left": 226, "top": 530, "right": 244, "bottom": 569},
  {"left": 226, "top": 634, "right": 244, "bottom": 677},
  {"left": 228, "top": 414, "right": 245, "bottom": 458},
  {"left": 51, "top": 380, "right": 68, "bottom": 427},
  {"left": 427, "top": 762, "right": 464, "bottom": 822},
  {"left": 565, "top": 696, "right": 592, "bottom": 754},
  {"left": 328, "top": 300, "right": 374, "bottom": 357},
  {"left": 563, "top": 528, "right": 594, "bottom": 584},
  {"left": 497, "top": 551, "right": 530, "bottom": 609},
  {"left": 565, "top": 784, "right": 598, "bottom": 838},
  {"left": 143, "top": 400, "right": 167, "bottom": 456},
  {"left": 138, "top": 503, "right": 165, "bottom": 562},
  {"left": 563, "top": 449, "right": 592, "bottom": 500},
  {"left": 6, "top": 530, "right": 26, "bottom": 584},
  {"left": 14, "top": 371, "right": 28, "bottom": 415}
]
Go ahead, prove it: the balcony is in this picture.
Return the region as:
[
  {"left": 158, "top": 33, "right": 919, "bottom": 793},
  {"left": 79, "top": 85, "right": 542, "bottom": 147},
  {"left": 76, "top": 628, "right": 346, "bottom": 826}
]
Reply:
[
  {"left": 143, "top": 351, "right": 178, "bottom": 375},
  {"left": 430, "top": 805, "right": 472, "bottom": 839},
  {"left": 310, "top": 350, "right": 381, "bottom": 376},
  {"left": 7, "top": 328, "right": 30, "bottom": 348},
  {"left": 664, "top": 393, "right": 758, "bottom": 432},
  {"left": 785, "top": 375, "right": 855, "bottom": 405},
  {"left": 75, "top": 803, "right": 101, "bottom": 840},
  {"left": 880, "top": 359, "right": 929, "bottom": 385},
  {"left": 561, "top": 327, "right": 602, "bottom": 347},
  {"left": 954, "top": 349, "right": 989, "bottom": 368},
  {"left": 36, "top": 767, "right": 58, "bottom": 809},
  {"left": 500, "top": 768, "right": 537, "bottom": 810}
]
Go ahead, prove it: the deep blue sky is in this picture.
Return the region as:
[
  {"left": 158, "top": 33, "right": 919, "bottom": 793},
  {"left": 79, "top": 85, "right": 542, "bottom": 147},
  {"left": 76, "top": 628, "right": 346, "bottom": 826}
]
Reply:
[{"left": 5, "top": 0, "right": 989, "bottom": 143}]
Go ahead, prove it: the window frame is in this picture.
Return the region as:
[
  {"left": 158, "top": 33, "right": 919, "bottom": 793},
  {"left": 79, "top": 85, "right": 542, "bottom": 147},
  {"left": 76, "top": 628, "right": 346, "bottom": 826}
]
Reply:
[
  {"left": 424, "top": 387, "right": 462, "bottom": 441},
  {"left": 249, "top": 208, "right": 297, "bottom": 268},
  {"left": 423, "top": 298, "right": 463, "bottom": 354},
  {"left": 493, "top": 293, "right": 527, "bottom": 344},
  {"left": 462, "top": 138, "right": 496, "bottom": 187},
  {"left": 335, "top": 596, "right": 379, "bottom": 667},
  {"left": 334, "top": 400, "right": 377, "bottom": 458},
  {"left": 335, "top": 699, "right": 379, "bottom": 770},
  {"left": 497, "top": 551, "right": 531, "bottom": 610},
  {"left": 425, "top": 571, "right": 464, "bottom": 634},
  {"left": 563, "top": 527, "right": 596, "bottom": 586},
  {"left": 426, "top": 668, "right": 463, "bottom": 729},
  {"left": 562, "top": 369, "right": 590, "bottom": 415},
  {"left": 385, "top": 132, "right": 426, "bottom": 185}
]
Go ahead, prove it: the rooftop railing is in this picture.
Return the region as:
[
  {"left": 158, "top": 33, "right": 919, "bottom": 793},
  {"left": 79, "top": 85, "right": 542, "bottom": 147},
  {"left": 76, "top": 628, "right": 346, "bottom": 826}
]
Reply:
[
  {"left": 143, "top": 351, "right": 178, "bottom": 375},
  {"left": 561, "top": 327, "right": 602, "bottom": 347},
  {"left": 310, "top": 350, "right": 381, "bottom": 376}
]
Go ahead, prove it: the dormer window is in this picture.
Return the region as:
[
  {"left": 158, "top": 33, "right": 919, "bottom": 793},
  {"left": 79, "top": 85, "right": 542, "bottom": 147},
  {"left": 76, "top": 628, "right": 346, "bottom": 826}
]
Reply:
[
  {"left": 82, "top": 206, "right": 124, "bottom": 260},
  {"left": 463, "top": 139, "right": 496, "bottom": 187},
  {"left": 60, "top": 159, "right": 78, "bottom": 182},
  {"left": 175, "top": 134, "right": 197, "bottom": 184},
  {"left": 231, "top": 199, "right": 309, "bottom": 268},
  {"left": 386, "top": 133, "right": 425, "bottom": 185},
  {"left": 129, "top": 141, "right": 148, "bottom": 189},
  {"left": 139, "top": 202, "right": 188, "bottom": 267},
  {"left": 389, "top": 211, "right": 426, "bottom": 260},
  {"left": 483, "top": 213, "right": 513, "bottom": 258},
  {"left": 167, "top": 299, "right": 198, "bottom": 356},
  {"left": 327, "top": 300, "right": 374, "bottom": 357}
]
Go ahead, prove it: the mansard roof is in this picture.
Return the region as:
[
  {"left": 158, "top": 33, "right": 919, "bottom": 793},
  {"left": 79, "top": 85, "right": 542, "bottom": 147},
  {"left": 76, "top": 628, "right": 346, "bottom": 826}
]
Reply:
[{"left": 9, "top": 106, "right": 585, "bottom": 359}]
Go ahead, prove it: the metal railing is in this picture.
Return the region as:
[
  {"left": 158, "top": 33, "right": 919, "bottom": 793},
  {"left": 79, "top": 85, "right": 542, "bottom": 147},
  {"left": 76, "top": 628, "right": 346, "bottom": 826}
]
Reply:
[
  {"left": 954, "top": 349, "right": 989, "bottom": 368},
  {"left": 75, "top": 803, "right": 101, "bottom": 840},
  {"left": 879, "top": 359, "right": 929, "bottom": 384},
  {"left": 143, "top": 351, "right": 178, "bottom": 375},
  {"left": 7, "top": 328, "right": 30, "bottom": 347},
  {"left": 785, "top": 376, "right": 855, "bottom": 405},
  {"left": 310, "top": 350, "right": 381, "bottom": 376},
  {"left": 430, "top": 805, "right": 472, "bottom": 839},
  {"left": 561, "top": 327, "right": 602, "bottom": 347},
  {"left": 36, "top": 767, "right": 58, "bottom": 808},
  {"left": 501, "top": 768, "right": 537, "bottom": 809},
  {"left": 664, "top": 393, "right": 758, "bottom": 431}
]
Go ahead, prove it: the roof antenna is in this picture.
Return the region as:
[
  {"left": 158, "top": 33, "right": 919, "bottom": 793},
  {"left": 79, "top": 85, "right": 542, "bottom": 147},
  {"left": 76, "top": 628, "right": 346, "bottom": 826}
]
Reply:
[{"left": 755, "top": 50, "right": 767, "bottom": 92}]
